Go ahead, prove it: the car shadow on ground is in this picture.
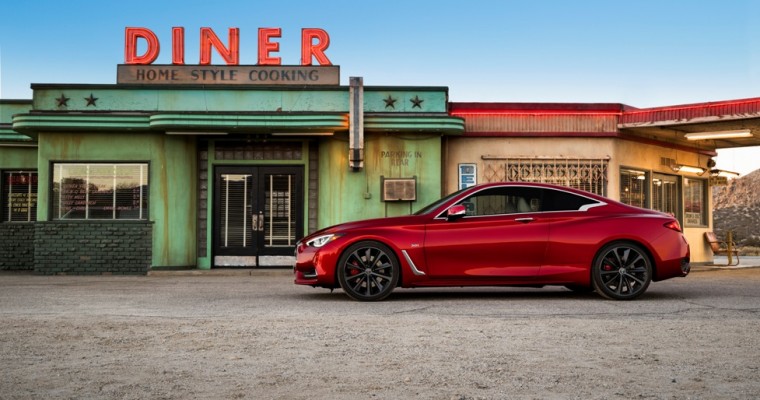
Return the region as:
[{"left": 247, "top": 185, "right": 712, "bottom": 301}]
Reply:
[
  {"left": 296, "top": 287, "right": 597, "bottom": 302},
  {"left": 295, "top": 286, "right": 688, "bottom": 302}
]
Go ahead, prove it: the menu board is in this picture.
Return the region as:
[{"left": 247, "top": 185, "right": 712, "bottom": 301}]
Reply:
[{"left": 3, "top": 172, "right": 37, "bottom": 222}]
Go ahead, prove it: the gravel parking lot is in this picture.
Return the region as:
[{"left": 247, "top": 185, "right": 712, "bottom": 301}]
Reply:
[{"left": 1, "top": 268, "right": 759, "bottom": 399}]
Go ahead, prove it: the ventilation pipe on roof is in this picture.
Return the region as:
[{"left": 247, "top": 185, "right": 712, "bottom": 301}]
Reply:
[{"left": 349, "top": 76, "right": 364, "bottom": 171}]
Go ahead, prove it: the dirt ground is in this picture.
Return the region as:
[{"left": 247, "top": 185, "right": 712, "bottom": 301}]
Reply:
[{"left": 1, "top": 268, "right": 759, "bottom": 399}]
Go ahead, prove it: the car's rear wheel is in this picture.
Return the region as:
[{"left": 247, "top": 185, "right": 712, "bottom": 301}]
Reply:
[
  {"left": 337, "top": 241, "right": 399, "bottom": 301},
  {"left": 592, "top": 242, "right": 652, "bottom": 300}
]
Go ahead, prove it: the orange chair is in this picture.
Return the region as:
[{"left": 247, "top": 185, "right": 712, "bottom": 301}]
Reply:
[{"left": 704, "top": 232, "right": 740, "bottom": 266}]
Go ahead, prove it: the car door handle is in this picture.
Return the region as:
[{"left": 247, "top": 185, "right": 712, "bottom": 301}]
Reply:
[{"left": 515, "top": 217, "right": 534, "bottom": 223}]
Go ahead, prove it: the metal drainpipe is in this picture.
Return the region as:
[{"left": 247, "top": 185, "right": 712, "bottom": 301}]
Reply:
[{"left": 349, "top": 76, "right": 364, "bottom": 171}]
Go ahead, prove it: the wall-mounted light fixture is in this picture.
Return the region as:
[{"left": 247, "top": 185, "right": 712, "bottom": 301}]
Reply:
[
  {"left": 710, "top": 169, "right": 740, "bottom": 178},
  {"left": 670, "top": 162, "right": 705, "bottom": 174},
  {"left": 684, "top": 129, "right": 752, "bottom": 141}
]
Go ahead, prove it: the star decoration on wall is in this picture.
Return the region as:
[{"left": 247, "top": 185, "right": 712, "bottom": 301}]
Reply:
[
  {"left": 410, "top": 95, "right": 424, "bottom": 109},
  {"left": 383, "top": 95, "right": 397, "bottom": 109},
  {"left": 85, "top": 94, "right": 98, "bottom": 107},
  {"left": 56, "top": 94, "right": 70, "bottom": 107}
]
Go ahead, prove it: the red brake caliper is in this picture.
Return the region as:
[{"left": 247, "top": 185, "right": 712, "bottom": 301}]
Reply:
[{"left": 349, "top": 261, "right": 360, "bottom": 276}]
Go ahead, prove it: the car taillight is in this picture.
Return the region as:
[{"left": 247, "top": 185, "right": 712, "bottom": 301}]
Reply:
[{"left": 664, "top": 220, "right": 682, "bottom": 232}]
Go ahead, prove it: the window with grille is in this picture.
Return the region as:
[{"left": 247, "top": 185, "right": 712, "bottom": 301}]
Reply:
[
  {"left": 620, "top": 168, "right": 648, "bottom": 208},
  {"left": 52, "top": 163, "right": 149, "bottom": 220},
  {"left": 264, "top": 174, "right": 298, "bottom": 248},
  {"left": 684, "top": 178, "right": 707, "bottom": 227},
  {"left": 2, "top": 171, "right": 38, "bottom": 222},
  {"left": 482, "top": 157, "right": 608, "bottom": 196}
]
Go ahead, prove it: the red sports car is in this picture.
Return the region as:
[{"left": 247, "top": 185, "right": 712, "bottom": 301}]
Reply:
[{"left": 294, "top": 182, "right": 690, "bottom": 301}]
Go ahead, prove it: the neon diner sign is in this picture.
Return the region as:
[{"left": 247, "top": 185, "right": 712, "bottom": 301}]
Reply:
[{"left": 124, "top": 27, "right": 332, "bottom": 66}]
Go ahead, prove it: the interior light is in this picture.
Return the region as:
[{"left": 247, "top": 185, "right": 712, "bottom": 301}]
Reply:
[{"left": 684, "top": 130, "right": 752, "bottom": 140}]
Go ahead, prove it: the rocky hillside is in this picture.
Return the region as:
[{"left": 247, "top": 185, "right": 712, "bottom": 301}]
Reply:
[{"left": 712, "top": 169, "right": 760, "bottom": 246}]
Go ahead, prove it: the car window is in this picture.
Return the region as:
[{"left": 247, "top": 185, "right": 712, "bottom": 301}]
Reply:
[
  {"left": 414, "top": 186, "right": 469, "bottom": 215},
  {"left": 540, "top": 188, "right": 599, "bottom": 211},
  {"left": 456, "top": 186, "right": 600, "bottom": 216},
  {"left": 457, "top": 187, "right": 542, "bottom": 216}
]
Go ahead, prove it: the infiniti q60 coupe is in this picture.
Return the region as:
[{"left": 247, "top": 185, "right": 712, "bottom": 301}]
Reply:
[{"left": 294, "top": 182, "right": 690, "bottom": 301}]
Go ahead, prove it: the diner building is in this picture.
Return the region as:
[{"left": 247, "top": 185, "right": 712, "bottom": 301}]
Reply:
[{"left": 2, "top": 35, "right": 760, "bottom": 273}]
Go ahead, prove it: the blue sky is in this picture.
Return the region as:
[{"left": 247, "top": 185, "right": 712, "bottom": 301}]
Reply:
[{"left": 1, "top": 0, "right": 758, "bottom": 173}]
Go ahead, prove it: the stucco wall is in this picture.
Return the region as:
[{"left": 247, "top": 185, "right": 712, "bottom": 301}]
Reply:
[{"left": 444, "top": 137, "right": 616, "bottom": 194}]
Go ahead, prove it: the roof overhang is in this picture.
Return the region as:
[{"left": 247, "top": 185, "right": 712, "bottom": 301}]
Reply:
[
  {"left": 618, "top": 97, "right": 760, "bottom": 149},
  {"left": 12, "top": 112, "right": 465, "bottom": 138}
]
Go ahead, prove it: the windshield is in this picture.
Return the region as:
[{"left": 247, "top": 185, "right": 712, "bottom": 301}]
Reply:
[{"left": 413, "top": 187, "right": 469, "bottom": 216}]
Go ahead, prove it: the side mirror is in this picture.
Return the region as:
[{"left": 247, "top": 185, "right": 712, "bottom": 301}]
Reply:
[{"left": 446, "top": 204, "right": 466, "bottom": 221}]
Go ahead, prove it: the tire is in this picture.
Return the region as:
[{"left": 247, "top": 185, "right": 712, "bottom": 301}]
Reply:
[
  {"left": 337, "top": 241, "right": 400, "bottom": 301},
  {"left": 591, "top": 242, "right": 652, "bottom": 300}
]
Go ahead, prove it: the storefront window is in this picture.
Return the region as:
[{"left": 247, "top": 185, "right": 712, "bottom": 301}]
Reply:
[
  {"left": 652, "top": 173, "right": 680, "bottom": 219},
  {"left": 684, "top": 178, "right": 707, "bottom": 226},
  {"left": 52, "top": 163, "right": 149, "bottom": 220},
  {"left": 620, "top": 168, "right": 648, "bottom": 208},
  {"left": 2, "top": 171, "right": 38, "bottom": 222}
]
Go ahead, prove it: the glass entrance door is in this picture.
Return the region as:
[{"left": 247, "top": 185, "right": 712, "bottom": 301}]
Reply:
[{"left": 214, "top": 166, "right": 303, "bottom": 267}]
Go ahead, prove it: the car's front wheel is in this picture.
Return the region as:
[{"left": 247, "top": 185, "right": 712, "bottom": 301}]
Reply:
[
  {"left": 337, "top": 241, "right": 400, "bottom": 301},
  {"left": 592, "top": 242, "right": 652, "bottom": 300}
]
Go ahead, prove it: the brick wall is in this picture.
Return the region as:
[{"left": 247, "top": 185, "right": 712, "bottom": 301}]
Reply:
[
  {"left": 0, "top": 223, "right": 35, "bottom": 270},
  {"left": 34, "top": 221, "right": 153, "bottom": 275}
]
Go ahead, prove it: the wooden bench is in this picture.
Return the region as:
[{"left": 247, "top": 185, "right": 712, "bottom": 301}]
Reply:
[{"left": 704, "top": 232, "right": 740, "bottom": 266}]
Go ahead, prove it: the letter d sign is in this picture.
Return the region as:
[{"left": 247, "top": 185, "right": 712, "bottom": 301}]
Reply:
[{"left": 125, "top": 27, "right": 160, "bottom": 64}]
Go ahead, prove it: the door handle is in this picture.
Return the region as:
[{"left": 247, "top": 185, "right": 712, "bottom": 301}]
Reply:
[
  {"left": 515, "top": 217, "right": 534, "bottom": 223},
  {"left": 251, "top": 212, "right": 265, "bottom": 232}
]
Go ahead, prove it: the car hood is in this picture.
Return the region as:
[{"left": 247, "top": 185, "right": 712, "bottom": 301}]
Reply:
[{"left": 306, "top": 214, "right": 425, "bottom": 238}]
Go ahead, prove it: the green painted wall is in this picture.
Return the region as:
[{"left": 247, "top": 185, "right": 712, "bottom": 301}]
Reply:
[
  {"left": 36, "top": 132, "right": 197, "bottom": 267},
  {"left": 29, "top": 86, "right": 449, "bottom": 113},
  {"left": 318, "top": 133, "right": 442, "bottom": 228},
  {"left": 0, "top": 146, "right": 37, "bottom": 169},
  {"left": 1, "top": 100, "right": 34, "bottom": 141},
  {"left": 1, "top": 101, "right": 32, "bottom": 123}
]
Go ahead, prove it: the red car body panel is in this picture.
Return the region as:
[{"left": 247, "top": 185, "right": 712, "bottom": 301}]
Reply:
[{"left": 294, "top": 183, "right": 690, "bottom": 298}]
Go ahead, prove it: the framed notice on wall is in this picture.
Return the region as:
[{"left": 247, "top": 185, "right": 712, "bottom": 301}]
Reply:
[{"left": 458, "top": 164, "right": 477, "bottom": 190}]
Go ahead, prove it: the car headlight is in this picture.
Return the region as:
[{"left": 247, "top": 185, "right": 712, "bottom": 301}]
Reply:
[{"left": 306, "top": 234, "right": 341, "bottom": 248}]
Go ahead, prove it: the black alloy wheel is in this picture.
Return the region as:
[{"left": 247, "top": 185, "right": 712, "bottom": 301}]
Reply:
[
  {"left": 592, "top": 242, "right": 652, "bottom": 300},
  {"left": 337, "top": 241, "right": 399, "bottom": 301}
]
